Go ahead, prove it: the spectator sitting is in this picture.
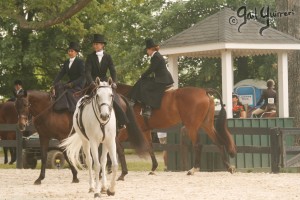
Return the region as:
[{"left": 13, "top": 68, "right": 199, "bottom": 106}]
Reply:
[{"left": 232, "top": 94, "right": 246, "bottom": 118}]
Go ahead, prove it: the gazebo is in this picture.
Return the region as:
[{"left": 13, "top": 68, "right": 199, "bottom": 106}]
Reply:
[{"left": 160, "top": 7, "right": 300, "bottom": 118}]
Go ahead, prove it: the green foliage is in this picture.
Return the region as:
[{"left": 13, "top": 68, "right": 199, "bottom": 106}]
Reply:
[{"left": 0, "top": 0, "right": 277, "bottom": 99}]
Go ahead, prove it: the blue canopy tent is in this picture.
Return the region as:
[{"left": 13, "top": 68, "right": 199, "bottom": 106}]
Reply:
[{"left": 233, "top": 79, "right": 267, "bottom": 107}]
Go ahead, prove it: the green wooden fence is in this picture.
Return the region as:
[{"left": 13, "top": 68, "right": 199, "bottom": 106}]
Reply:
[{"left": 166, "top": 118, "right": 294, "bottom": 171}]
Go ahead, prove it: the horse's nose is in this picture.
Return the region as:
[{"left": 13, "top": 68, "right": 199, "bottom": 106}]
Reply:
[
  {"left": 18, "top": 123, "right": 26, "bottom": 132},
  {"left": 100, "top": 113, "right": 109, "bottom": 121}
]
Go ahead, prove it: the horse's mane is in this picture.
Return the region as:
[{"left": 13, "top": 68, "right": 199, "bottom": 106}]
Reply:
[
  {"left": 26, "top": 90, "right": 51, "bottom": 99},
  {"left": 116, "top": 83, "right": 133, "bottom": 97},
  {"left": 27, "top": 90, "right": 49, "bottom": 95},
  {"left": 0, "top": 101, "right": 14, "bottom": 110},
  {"left": 117, "top": 83, "right": 132, "bottom": 88}
]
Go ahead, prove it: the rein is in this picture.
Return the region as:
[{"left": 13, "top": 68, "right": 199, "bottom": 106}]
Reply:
[
  {"left": 29, "top": 90, "right": 68, "bottom": 122},
  {"left": 91, "top": 85, "right": 114, "bottom": 142}
]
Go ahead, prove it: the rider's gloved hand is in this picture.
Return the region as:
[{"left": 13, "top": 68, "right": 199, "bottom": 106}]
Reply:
[
  {"left": 64, "top": 83, "right": 73, "bottom": 89},
  {"left": 50, "top": 86, "right": 55, "bottom": 97},
  {"left": 112, "top": 82, "right": 117, "bottom": 89}
]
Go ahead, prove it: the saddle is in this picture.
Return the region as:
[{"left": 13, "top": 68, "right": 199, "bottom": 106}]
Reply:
[
  {"left": 165, "top": 84, "right": 174, "bottom": 92},
  {"left": 53, "top": 83, "right": 70, "bottom": 112}
]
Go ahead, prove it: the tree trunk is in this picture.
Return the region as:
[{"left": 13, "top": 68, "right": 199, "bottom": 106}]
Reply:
[
  {"left": 236, "top": 57, "right": 248, "bottom": 83},
  {"left": 276, "top": 0, "right": 300, "bottom": 127},
  {"left": 14, "top": 0, "right": 92, "bottom": 30}
]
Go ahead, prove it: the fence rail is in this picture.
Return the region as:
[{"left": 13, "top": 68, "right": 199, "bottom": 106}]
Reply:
[
  {"left": 0, "top": 124, "right": 23, "bottom": 168},
  {"left": 1, "top": 124, "right": 300, "bottom": 171}
]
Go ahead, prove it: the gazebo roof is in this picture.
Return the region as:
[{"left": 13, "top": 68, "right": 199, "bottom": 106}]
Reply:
[{"left": 160, "top": 7, "right": 300, "bottom": 57}]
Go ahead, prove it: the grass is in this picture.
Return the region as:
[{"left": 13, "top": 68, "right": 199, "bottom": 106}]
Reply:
[{"left": 0, "top": 151, "right": 166, "bottom": 172}]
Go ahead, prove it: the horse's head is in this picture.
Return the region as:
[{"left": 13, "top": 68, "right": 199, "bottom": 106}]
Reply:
[
  {"left": 95, "top": 77, "right": 114, "bottom": 122},
  {"left": 14, "top": 90, "right": 30, "bottom": 131}
]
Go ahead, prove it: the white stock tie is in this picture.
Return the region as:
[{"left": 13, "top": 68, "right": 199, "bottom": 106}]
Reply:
[
  {"left": 96, "top": 51, "right": 104, "bottom": 63},
  {"left": 69, "top": 58, "right": 75, "bottom": 68}
]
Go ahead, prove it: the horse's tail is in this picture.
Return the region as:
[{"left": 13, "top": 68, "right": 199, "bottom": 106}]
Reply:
[
  {"left": 59, "top": 131, "right": 84, "bottom": 170},
  {"left": 121, "top": 95, "right": 149, "bottom": 155},
  {"left": 206, "top": 89, "right": 237, "bottom": 158}
]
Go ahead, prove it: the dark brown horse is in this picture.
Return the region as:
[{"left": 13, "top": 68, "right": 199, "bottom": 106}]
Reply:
[
  {"left": 116, "top": 83, "right": 237, "bottom": 180},
  {"left": 14, "top": 89, "right": 148, "bottom": 185},
  {"left": 0, "top": 101, "right": 17, "bottom": 164}
]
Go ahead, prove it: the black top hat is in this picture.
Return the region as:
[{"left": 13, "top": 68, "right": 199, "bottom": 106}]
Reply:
[
  {"left": 14, "top": 80, "right": 22, "bottom": 86},
  {"left": 93, "top": 34, "right": 107, "bottom": 44},
  {"left": 68, "top": 42, "right": 80, "bottom": 52},
  {"left": 145, "top": 38, "right": 158, "bottom": 49}
]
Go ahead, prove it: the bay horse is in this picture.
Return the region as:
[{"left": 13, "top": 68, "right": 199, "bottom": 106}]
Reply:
[
  {"left": 116, "top": 83, "right": 237, "bottom": 180},
  {"left": 0, "top": 101, "right": 17, "bottom": 164},
  {"left": 14, "top": 85, "right": 148, "bottom": 185},
  {"left": 61, "top": 79, "right": 118, "bottom": 198}
]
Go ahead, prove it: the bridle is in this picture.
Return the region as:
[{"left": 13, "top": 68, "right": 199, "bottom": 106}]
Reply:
[
  {"left": 15, "top": 90, "right": 68, "bottom": 128},
  {"left": 15, "top": 97, "right": 32, "bottom": 127},
  {"left": 91, "top": 85, "right": 114, "bottom": 140}
]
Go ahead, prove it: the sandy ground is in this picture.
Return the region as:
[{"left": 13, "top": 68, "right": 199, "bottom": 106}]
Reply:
[
  {"left": 1, "top": 152, "right": 300, "bottom": 200},
  {"left": 0, "top": 168, "right": 300, "bottom": 200}
]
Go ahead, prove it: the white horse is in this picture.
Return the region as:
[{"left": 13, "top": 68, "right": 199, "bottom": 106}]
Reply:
[{"left": 60, "top": 77, "right": 118, "bottom": 198}]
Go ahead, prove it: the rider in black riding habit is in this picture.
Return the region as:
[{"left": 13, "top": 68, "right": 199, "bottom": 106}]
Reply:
[
  {"left": 85, "top": 34, "right": 128, "bottom": 128},
  {"left": 251, "top": 79, "right": 277, "bottom": 118},
  {"left": 129, "top": 38, "right": 174, "bottom": 119},
  {"left": 52, "top": 42, "right": 86, "bottom": 112},
  {"left": 8, "top": 80, "right": 25, "bottom": 102}
]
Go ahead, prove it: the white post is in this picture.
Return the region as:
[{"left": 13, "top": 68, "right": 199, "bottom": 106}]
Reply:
[
  {"left": 221, "top": 50, "right": 233, "bottom": 118},
  {"left": 167, "top": 56, "right": 178, "bottom": 88},
  {"left": 277, "top": 52, "right": 289, "bottom": 117}
]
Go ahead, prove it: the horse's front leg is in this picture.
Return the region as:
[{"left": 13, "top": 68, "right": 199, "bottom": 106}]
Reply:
[
  {"left": 81, "top": 140, "right": 94, "bottom": 192},
  {"left": 3, "top": 147, "right": 8, "bottom": 164},
  {"left": 100, "top": 145, "right": 108, "bottom": 195},
  {"left": 62, "top": 150, "right": 79, "bottom": 183},
  {"left": 9, "top": 147, "right": 16, "bottom": 164},
  {"left": 34, "top": 136, "right": 49, "bottom": 185},
  {"left": 116, "top": 138, "right": 128, "bottom": 181},
  {"left": 106, "top": 141, "right": 118, "bottom": 196},
  {"left": 90, "top": 142, "right": 101, "bottom": 198},
  {"left": 148, "top": 142, "right": 158, "bottom": 175},
  {"left": 144, "top": 131, "right": 158, "bottom": 175}
]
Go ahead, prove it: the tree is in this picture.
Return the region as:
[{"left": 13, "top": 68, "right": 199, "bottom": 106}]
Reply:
[
  {"left": 157, "top": 0, "right": 277, "bottom": 88},
  {"left": 0, "top": 0, "right": 92, "bottom": 30},
  {"left": 0, "top": 0, "right": 281, "bottom": 99},
  {"left": 0, "top": 0, "right": 107, "bottom": 96},
  {"left": 276, "top": 0, "right": 300, "bottom": 127}
]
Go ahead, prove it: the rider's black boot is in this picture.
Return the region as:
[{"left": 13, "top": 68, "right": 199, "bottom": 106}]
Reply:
[{"left": 142, "top": 105, "right": 152, "bottom": 119}]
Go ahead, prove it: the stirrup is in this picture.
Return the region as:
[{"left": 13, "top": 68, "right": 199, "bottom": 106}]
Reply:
[
  {"left": 142, "top": 106, "right": 152, "bottom": 119},
  {"left": 128, "top": 99, "right": 135, "bottom": 107}
]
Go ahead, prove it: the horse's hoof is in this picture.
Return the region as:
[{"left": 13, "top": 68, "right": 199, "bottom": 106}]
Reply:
[
  {"left": 148, "top": 171, "right": 155, "bottom": 175},
  {"left": 228, "top": 166, "right": 236, "bottom": 174},
  {"left": 94, "top": 193, "right": 101, "bottom": 198},
  {"left": 72, "top": 178, "right": 79, "bottom": 183},
  {"left": 117, "top": 175, "right": 125, "bottom": 181},
  {"left": 107, "top": 189, "right": 115, "bottom": 196},
  {"left": 34, "top": 180, "right": 41, "bottom": 185},
  {"left": 89, "top": 188, "right": 94, "bottom": 193},
  {"left": 9, "top": 162, "right": 14, "bottom": 165},
  {"left": 101, "top": 188, "right": 107, "bottom": 194},
  {"left": 187, "top": 171, "right": 194, "bottom": 175}
]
